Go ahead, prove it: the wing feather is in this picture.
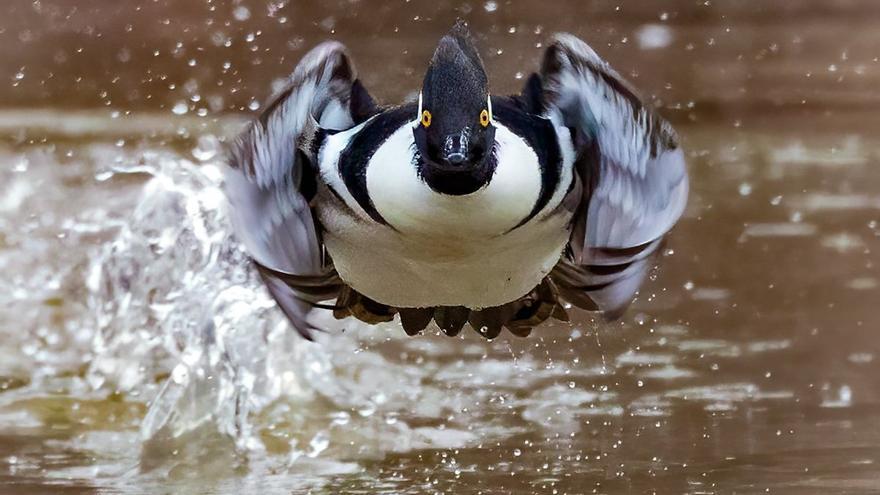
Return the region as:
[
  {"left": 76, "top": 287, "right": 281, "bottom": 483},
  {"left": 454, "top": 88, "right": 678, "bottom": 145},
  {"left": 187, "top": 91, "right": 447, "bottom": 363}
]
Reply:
[
  {"left": 225, "top": 42, "right": 362, "bottom": 338},
  {"left": 540, "top": 34, "right": 688, "bottom": 317}
]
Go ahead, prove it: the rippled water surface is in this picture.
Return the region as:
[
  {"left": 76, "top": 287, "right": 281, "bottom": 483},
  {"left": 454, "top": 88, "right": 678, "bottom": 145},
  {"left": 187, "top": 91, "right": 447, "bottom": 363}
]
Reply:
[{"left": 1, "top": 1, "right": 880, "bottom": 494}]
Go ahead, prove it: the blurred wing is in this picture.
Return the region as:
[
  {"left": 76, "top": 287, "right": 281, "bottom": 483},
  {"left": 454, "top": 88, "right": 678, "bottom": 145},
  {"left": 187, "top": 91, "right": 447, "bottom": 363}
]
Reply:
[
  {"left": 540, "top": 34, "right": 688, "bottom": 317},
  {"left": 225, "top": 42, "right": 362, "bottom": 339}
]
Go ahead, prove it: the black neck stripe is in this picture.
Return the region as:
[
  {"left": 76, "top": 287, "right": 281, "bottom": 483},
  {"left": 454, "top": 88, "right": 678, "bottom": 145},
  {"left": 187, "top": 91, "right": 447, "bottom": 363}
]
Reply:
[
  {"left": 492, "top": 96, "right": 563, "bottom": 230},
  {"left": 337, "top": 103, "right": 417, "bottom": 225}
]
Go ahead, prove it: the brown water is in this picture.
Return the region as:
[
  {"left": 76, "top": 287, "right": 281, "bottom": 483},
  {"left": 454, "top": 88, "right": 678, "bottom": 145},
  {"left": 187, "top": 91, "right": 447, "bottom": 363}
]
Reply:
[{"left": 1, "top": 1, "right": 880, "bottom": 494}]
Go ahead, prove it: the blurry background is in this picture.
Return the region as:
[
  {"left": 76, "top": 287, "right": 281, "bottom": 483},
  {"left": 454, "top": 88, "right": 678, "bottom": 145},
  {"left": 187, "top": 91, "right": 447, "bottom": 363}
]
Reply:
[
  {"left": 1, "top": 1, "right": 879, "bottom": 494},
  {"left": 4, "top": 0, "right": 880, "bottom": 124}
]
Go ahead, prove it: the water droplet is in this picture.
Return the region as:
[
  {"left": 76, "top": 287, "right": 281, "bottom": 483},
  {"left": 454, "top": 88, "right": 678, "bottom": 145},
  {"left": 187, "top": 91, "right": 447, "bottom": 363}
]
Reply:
[
  {"left": 12, "top": 158, "right": 29, "bottom": 173},
  {"left": 307, "top": 431, "right": 330, "bottom": 458},
  {"left": 358, "top": 402, "right": 377, "bottom": 417},
  {"left": 171, "top": 364, "right": 189, "bottom": 384},
  {"left": 635, "top": 24, "right": 673, "bottom": 50},
  {"left": 192, "top": 135, "right": 219, "bottom": 161},
  {"left": 331, "top": 411, "right": 351, "bottom": 426},
  {"left": 233, "top": 6, "right": 251, "bottom": 21},
  {"left": 94, "top": 170, "right": 113, "bottom": 182},
  {"left": 171, "top": 101, "right": 189, "bottom": 115}
]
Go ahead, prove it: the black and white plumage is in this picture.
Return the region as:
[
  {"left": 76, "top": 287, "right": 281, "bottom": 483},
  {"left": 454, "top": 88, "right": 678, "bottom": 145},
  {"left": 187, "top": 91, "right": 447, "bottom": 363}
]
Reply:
[{"left": 225, "top": 24, "right": 688, "bottom": 340}]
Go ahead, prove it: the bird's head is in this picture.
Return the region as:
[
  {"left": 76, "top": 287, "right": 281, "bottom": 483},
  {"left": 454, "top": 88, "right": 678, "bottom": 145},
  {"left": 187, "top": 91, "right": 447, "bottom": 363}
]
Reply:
[{"left": 413, "top": 22, "right": 496, "bottom": 196}]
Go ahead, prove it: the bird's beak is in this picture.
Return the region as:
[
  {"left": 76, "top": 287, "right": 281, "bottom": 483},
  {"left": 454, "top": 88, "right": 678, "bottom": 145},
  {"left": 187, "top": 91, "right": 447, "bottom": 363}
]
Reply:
[{"left": 441, "top": 129, "right": 470, "bottom": 166}]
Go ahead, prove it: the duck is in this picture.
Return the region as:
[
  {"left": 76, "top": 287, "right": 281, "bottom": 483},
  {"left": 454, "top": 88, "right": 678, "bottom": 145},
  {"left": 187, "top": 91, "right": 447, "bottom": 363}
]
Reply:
[{"left": 224, "top": 22, "right": 688, "bottom": 340}]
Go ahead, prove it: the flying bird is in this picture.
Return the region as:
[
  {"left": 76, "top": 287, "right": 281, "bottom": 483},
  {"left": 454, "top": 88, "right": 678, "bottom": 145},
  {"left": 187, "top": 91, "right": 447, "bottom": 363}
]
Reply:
[{"left": 224, "top": 23, "right": 688, "bottom": 340}]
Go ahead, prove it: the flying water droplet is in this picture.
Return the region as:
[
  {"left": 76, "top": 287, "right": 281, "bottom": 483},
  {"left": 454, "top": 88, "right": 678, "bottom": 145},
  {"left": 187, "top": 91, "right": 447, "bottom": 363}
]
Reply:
[
  {"left": 307, "top": 431, "right": 330, "bottom": 458},
  {"left": 171, "top": 363, "right": 189, "bottom": 385},
  {"left": 192, "top": 135, "right": 219, "bottom": 162},
  {"left": 171, "top": 101, "right": 189, "bottom": 115},
  {"left": 233, "top": 6, "right": 251, "bottom": 21}
]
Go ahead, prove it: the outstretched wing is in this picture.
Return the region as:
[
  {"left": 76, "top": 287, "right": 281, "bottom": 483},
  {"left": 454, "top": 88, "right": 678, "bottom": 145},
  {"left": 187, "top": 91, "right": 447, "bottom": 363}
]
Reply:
[
  {"left": 225, "top": 42, "right": 375, "bottom": 339},
  {"left": 538, "top": 34, "right": 689, "bottom": 318}
]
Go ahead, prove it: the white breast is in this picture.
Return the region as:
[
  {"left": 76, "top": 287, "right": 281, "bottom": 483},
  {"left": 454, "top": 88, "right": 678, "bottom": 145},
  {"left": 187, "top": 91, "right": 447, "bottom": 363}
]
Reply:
[
  {"left": 315, "top": 119, "right": 577, "bottom": 309},
  {"left": 365, "top": 122, "right": 542, "bottom": 236}
]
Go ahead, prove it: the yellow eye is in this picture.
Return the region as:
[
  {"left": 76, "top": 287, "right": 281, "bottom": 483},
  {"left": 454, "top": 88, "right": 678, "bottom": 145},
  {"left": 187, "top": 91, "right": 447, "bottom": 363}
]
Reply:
[
  {"left": 479, "top": 109, "right": 490, "bottom": 127},
  {"left": 421, "top": 110, "right": 432, "bottom": 128}
]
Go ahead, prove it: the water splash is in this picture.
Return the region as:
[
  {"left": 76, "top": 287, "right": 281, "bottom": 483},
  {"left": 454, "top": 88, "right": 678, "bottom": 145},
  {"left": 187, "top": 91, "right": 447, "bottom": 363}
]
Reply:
[
  {"left": 78, "top": 152, "right": 520, "bottom": 471},
  {"left": 85, "top": 155, "right": 287, "bottom": 446}
]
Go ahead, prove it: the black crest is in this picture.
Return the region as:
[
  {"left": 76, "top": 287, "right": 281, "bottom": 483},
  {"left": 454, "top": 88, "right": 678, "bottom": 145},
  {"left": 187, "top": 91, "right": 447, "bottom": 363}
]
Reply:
[{"left": 421, "top": 21, "right": 489, "bottom": 130}]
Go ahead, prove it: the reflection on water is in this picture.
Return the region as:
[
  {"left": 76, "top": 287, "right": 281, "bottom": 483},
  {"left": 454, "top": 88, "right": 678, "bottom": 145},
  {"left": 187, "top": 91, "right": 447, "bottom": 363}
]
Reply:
[{"left": 2, "top": 0, "right": 880, "bottom": 493}]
